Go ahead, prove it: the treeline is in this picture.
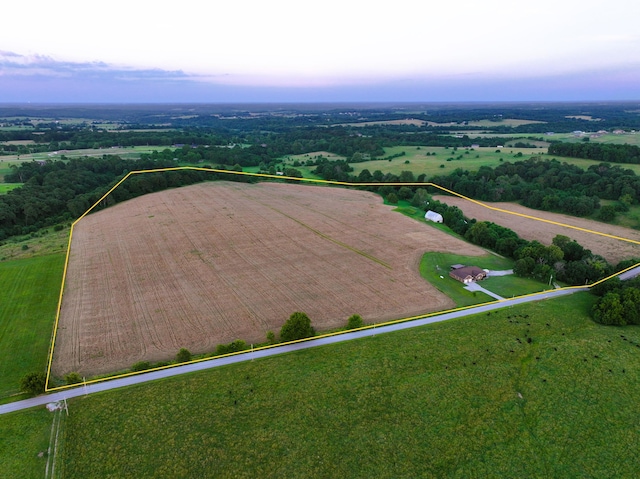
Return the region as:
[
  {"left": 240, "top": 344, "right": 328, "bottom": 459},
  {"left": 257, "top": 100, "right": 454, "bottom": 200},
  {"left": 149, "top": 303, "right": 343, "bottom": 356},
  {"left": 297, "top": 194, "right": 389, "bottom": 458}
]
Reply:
[
  {"left": 0, "top": 156, "right": 242, "bottom": 240},
  {"left": 548, "top": 141, "right": 640, "bottom": 164},
  {"left": 311, "top": 156, "right": 640, "bottom": 220},
  {"left": 430, "top": 158, "right": 640, "bottom": 218},
  {"left": 422, "top": 197, "right": 614, "bottom": 286}
]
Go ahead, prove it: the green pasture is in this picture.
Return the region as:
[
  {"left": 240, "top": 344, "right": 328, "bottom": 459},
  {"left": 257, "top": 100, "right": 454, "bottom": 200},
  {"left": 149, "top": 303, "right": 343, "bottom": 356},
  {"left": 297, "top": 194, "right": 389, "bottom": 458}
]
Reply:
[
  {"left": 0, "top": 408, "right": 56, "bottom": 479},
  {"left": 0, "top": 145, "right": 169, "bottom": 164},
  {"left": 349, "top": 146, "right": 548, "bottom": 178},
  {"left": 42, "top": 292, "right": 640, "bottom": 478},
  {"left": 0, "top": 226, "right": 70, "bottom": 262},
  {"left": 346, "top": 145, "right": 640, "bottom": 179},
  {"left": 0, "top": 254, "right": 65, "bottom": 401}
]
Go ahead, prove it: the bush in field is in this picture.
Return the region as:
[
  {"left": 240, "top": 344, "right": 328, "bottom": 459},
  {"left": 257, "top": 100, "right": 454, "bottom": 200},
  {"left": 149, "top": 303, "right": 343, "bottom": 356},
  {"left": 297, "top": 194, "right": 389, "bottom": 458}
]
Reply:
[
  {"left": 176, "top": 348, "right": 192, "bottom": 363},
  {"left": 346, "top": 314, "right": 364, "bottom": 330},
  {"left": 216, "top": 340, "right": 248, "bottom": 356},
  {"left": 280, "top": 312, "right": 315, "bottom": 342},
  {"left": 266, "top": 330, "right": 276, "bottom": 344},
  {"left": 131, "top": 361, "right": 151, "bottom": 372},
  {"left": 20, "top": 372, "right": 46, "bottom": 395},
  {"left": 64, "top": 372, "right": 82, "bottom": 385},
  {"left": 386, "top": 192, "right": 398, "bottom": 204}
]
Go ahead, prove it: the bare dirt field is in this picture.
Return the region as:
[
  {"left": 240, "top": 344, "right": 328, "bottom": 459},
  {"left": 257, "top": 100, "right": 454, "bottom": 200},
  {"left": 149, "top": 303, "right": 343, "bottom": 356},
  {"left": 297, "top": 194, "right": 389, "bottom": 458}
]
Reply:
[
  {"left": 433, "top": 195, "right": 640, "bottom": 264},
  {"left": 53, "top": 182, "right": 487, "bottom": 376}
]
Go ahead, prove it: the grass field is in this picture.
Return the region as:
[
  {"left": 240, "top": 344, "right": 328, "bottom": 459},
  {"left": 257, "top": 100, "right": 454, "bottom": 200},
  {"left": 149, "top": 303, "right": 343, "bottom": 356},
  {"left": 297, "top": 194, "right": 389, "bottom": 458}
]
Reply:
[
  {"left": 0, "top": 226, "right": 70, "bottom": 262},
  {"left": 0, "top": 145, "right": 169, "bottom": 164},
  {"left": 343, "top": 146, "right": 640, "bottom": 179},
  {"left": 45, "top": 292, "right": 640, "bottom": 478},
  {"left": 0, "top": 254, "right": 65, "bottom": 401},
  {"left": 0, "top": 408, "right": 57, "bottom": 479},
  {"left": 348, "top": 146, "right": 549, "bottom": 178},
  {"left": 0, "top": 183, "right": 22, "bottom": 194}
]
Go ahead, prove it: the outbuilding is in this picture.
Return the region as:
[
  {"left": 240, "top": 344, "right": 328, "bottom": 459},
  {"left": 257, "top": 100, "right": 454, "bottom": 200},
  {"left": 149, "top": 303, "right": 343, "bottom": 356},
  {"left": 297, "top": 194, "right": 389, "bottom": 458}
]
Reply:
[{"left": 425, "top": 210, "right": 443, "bottom": 223}]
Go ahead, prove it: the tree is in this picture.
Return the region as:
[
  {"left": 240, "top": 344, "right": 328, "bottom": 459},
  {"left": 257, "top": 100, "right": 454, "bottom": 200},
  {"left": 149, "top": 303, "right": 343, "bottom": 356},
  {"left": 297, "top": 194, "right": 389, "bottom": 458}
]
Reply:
[
  {"left": 411, "top": 188, "right": 430, "bottom": 208},
  {"left": 346, "top": 314, "right": 364, "bottom": 330},
  {"left": 598, "top": 205, "right": 616, "bottom": 222},
  {"left": 514, "top": 257, "right": 535, "bottom": 277},
  {"left": 621, "top": 287, "right": 640, "bottom": 325},
  {"left": 398, "top": 186, "right": 413, "bottom": 200},
  {"left": 386, "top": 192, "right": 398, "bottom": 204},
  {"left": 20, "top": 372, "right": 46, "bottom": 395},
  {"left": 592, "top": 292, "right": 625, "bottom": 325},
  {"left": 280, "top": 311, "right": 315, "bottom": 342},
  {"left": 176, "top": 348, "right": 192, "bottom": 363}
]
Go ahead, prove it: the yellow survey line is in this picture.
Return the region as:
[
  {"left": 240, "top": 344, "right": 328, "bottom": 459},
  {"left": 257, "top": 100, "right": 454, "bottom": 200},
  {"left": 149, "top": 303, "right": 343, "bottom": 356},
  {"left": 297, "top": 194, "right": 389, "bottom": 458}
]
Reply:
[{"left": 44, "top": 166, "right": 640, "bottom": 392}]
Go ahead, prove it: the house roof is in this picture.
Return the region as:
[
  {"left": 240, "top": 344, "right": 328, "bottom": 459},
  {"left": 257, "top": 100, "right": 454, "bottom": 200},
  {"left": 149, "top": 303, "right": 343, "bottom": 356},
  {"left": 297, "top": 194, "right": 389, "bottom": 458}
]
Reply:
[{"left": 450, "top": 266, "right": 485, "bottom": 281}]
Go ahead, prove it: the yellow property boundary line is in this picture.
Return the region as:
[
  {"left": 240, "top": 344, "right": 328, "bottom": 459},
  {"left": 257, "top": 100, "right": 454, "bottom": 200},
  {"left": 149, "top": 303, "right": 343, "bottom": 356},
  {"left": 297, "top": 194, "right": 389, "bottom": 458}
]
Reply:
[{"left": 44, "top": 167, "right": 640, "bottom": 392}]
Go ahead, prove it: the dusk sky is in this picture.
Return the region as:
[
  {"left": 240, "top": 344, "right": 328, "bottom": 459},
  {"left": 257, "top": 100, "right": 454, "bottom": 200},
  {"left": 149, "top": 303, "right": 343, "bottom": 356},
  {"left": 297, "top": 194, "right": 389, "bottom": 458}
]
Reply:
[{"left": 2, "top": 0, "right": 639, "bottom": 103}]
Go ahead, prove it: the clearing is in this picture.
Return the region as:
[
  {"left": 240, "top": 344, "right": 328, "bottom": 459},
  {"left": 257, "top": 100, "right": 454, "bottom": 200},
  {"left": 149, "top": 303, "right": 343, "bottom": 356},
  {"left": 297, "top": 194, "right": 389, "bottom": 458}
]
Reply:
[
  {"left": 53, "top": 181, "right": 486, "bottom": 376},
  {"left": 433, "top": 195, "right": 640, "bottom": 264}
]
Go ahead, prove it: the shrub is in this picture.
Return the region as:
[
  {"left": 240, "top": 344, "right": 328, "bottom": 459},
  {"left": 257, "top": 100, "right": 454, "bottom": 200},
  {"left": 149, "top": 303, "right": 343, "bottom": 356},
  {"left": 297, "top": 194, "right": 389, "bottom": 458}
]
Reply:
[
  {"left": 216, "top": 340, "right": 248, "bottom": 356},
  {"left": 346, "top": 314, "right": 364, "bottom": 330},
  {"left": 176, "top": 348, "right": 192, "bottom": 363},
  {"left": 266, "top": 330, "right": 276, "bottom": 344},
  {"left": 64, "top": 372, "right": 82, "bottom": 385},
  {"left": 131, "top": 361, "right": 151, "bottom": 372}
]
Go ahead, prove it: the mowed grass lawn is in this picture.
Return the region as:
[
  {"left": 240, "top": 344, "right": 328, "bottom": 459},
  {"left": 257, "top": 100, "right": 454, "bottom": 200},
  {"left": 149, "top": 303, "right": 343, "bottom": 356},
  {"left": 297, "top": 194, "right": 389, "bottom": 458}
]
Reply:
[
  {"left": 50, "top": 293, "right": 640, "bottom": 478},
  {"left": 420, "top": 251, "right": 514, "bottom": 307},
  {"left": 0, "top": 254, "right": 65, "bottom": 400}
]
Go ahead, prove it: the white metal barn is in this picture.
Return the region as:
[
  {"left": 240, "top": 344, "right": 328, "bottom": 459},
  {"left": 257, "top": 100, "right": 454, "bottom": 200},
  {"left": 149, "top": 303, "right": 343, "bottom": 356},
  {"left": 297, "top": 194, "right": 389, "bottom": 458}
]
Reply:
[{"left": 425, "top": 210, "right": 443, "bottom": 223}]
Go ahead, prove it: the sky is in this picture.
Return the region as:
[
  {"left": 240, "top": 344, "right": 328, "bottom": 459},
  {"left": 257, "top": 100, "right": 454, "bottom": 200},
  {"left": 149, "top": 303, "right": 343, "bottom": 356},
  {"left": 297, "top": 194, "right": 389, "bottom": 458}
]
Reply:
[{"left": 1, "top": 0, "right": 640, "bottom": 103}]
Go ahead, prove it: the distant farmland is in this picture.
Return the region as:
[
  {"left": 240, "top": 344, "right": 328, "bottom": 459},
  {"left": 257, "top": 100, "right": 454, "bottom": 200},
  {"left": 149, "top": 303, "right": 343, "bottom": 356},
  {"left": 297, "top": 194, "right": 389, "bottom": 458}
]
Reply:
[
  {"left": 53, "top": 181, "right": 486, "bottom": 376},
  {"left": 434, "top": 195, "right": 640, "bottom": 264}
]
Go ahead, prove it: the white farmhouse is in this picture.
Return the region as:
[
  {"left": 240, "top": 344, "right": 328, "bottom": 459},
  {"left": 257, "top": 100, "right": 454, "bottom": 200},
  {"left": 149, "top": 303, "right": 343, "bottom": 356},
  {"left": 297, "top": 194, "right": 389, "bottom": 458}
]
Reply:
[{"left": 425, "top": 210, "right": 443, "bottom": 223}]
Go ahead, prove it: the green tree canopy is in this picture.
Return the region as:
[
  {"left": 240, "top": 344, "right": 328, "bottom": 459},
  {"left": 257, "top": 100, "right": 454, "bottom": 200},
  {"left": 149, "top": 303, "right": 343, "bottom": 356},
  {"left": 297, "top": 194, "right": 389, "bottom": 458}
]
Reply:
[
  {"left": 176, "top": 348, "right": 192, "bottom": 363},
  {"left": 346, "top": 314, "right": 364, "bottom": 330},
  {"left": 280, "top": 312, "right": 315, "bottom": 342},
  {"left": 20, "top": 372, "right": 46, "bottom": 395}
]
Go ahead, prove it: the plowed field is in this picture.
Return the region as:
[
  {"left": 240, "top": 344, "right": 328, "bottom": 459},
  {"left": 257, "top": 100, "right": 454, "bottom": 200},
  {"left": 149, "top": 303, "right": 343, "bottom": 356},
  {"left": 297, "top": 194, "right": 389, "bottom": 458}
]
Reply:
[
  {"left": 433, "top": 196, "right": 640, "bottom": 264},
  {"left": 53, "top": 182, "right": 486, "bottom": 376}
]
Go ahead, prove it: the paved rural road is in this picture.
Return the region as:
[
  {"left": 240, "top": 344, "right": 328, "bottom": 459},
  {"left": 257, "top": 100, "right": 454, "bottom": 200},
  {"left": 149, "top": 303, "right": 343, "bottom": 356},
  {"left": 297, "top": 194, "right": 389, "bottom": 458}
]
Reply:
[{"left": 0, "top": 287, "right": 588, "bottom": 415}]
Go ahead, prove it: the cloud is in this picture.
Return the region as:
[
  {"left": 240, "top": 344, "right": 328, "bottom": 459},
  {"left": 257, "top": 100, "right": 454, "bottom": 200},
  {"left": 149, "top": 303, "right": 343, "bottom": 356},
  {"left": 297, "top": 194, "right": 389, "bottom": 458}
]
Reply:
[
  {"left": 1, "top": 50, "right": 639, "bottom": 103},
  {"left": 0, "top": 51, "right": 192, "bottom": 82}
]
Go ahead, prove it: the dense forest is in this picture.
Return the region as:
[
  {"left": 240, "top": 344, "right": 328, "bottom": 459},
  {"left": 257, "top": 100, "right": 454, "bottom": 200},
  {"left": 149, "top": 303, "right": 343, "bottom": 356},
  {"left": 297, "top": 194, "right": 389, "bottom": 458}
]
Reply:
[
  {"left": 548, "top": 141, "right": 640, "bottom": 164},
  {"left": 0, "top": 156, "right": 248, "bottom": 240}
]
